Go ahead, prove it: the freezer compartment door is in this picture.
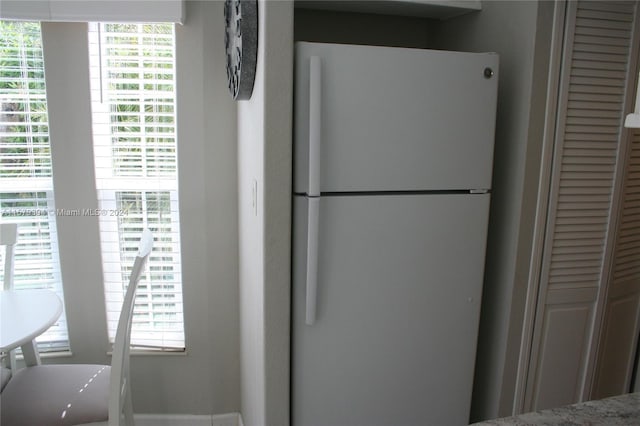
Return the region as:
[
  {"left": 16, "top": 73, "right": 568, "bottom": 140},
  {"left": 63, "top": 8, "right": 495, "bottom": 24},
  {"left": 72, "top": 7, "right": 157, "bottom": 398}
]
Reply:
[
  {"left": 292, "top": 193, "right": 490, "bottom": 426},
  {"left": 294, "top": 42, "right": 498, "bottom": 194}
]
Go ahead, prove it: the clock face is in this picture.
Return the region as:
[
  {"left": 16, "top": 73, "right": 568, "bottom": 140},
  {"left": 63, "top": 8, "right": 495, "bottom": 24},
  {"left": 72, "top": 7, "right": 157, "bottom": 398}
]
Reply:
[{"left": 224, "top": 0, "right": 258, "bottom": 100}]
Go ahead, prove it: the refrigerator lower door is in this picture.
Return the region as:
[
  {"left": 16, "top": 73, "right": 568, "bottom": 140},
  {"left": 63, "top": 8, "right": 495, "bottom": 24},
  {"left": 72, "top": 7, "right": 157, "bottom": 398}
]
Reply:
[{"left": 292, "top": 193, "right": 490, "bottom": 426}]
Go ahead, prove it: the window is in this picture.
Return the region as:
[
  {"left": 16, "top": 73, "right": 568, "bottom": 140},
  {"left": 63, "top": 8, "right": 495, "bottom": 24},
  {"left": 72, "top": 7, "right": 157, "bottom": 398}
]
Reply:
[
  {"left": 88, "top": 23, "right": 184, "bottom": 349},
  {"left": 0, "top": 21, "right": 69, "bottom": 351},
  {"left": 1, "top": 20, "right": 185, "bottom": 353}
]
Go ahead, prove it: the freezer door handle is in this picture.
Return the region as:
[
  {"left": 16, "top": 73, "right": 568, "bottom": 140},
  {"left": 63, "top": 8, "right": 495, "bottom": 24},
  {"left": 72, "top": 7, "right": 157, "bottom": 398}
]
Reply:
[
  {"left": 306, "top": 197, "right": 320, "bottom": 325},
  {"left": 308, "top": 56, "right": 321, "bottom": 197}
]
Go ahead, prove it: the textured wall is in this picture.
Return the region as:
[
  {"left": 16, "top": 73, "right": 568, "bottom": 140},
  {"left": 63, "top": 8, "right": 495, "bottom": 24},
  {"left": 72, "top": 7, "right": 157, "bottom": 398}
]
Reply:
[{"left": 238, "top": 1, "right": 293, "bottom": 425}]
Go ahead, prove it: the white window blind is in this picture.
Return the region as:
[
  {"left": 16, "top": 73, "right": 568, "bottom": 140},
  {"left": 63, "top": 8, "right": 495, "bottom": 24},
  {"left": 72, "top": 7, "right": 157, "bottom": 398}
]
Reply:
[
  {"left": 88, "top": 22, "right": 184, "bottom": 349},
  {"left": 0, "top": 20, "right": 69, "bottom": 351}
]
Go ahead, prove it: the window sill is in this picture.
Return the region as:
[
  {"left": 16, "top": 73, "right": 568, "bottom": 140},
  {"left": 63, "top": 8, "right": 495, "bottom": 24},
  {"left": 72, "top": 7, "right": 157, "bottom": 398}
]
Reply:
[
  {"left": 15, "top": 348, "right": 187, "bottom": 362},
  {"left": 110, "top": 348, "right": 188, "bottom": 357}
]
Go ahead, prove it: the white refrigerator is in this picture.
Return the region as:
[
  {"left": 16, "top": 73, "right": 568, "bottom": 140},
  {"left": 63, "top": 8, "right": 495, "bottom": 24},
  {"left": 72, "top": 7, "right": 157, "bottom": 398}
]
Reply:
[{"left": 292, "top": 42, "right": 499, "bottom": 426}]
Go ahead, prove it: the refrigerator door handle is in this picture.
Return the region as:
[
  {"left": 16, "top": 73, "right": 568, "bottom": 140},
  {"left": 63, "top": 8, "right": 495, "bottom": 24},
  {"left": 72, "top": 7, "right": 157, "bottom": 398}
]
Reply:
[
  {"left": 306, "top": 197, "right": 320, "bottom": 325},
  {"left": 308, "top": 56, "right": 321, "bottom": 197}
]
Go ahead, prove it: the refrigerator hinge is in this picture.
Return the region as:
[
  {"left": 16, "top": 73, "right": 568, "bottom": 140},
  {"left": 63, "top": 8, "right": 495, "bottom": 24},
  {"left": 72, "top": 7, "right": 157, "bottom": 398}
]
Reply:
[{"left": 470, "top": 189, "right": 489, "bottom": 194}]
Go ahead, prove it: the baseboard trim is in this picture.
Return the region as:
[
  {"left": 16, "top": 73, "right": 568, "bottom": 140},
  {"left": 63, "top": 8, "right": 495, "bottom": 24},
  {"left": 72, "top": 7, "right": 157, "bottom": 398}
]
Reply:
[{"left": 135, "top": 412, "right": 242, "bottom": 426}]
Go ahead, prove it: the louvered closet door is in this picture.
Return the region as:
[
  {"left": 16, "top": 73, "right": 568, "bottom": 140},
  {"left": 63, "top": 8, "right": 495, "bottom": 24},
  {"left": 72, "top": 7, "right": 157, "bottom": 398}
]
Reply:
[
  {"left": 524, "top": 1, "right": 639, "bottom": 412},
  {"left": 592, "top": 131, "right": 640, "bottom": 399}
]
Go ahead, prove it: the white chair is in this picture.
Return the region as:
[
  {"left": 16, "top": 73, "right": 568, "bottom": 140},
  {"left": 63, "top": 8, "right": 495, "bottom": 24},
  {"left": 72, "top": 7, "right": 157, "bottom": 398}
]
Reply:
[
  {"left": 1, "top": 223, "right": 19, "bottom": 390},
  {"left": 1, "top": 223, "right": 18, "bottom": 291},
  {"left": 0, "top": 229, "right": 154, "bottom": 426}
]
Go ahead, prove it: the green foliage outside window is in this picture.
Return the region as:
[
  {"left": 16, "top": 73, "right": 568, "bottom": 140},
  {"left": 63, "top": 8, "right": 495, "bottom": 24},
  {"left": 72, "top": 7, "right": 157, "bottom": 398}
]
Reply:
[{"left": 0, "top": 21, "right": 51, "bottom": 180}]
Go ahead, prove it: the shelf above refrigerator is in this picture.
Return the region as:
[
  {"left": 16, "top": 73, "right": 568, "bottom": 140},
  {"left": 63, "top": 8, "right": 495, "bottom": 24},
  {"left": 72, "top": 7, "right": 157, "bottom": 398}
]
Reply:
[{"left": 294, "top": 0, "right": 482, "bottom": 20}]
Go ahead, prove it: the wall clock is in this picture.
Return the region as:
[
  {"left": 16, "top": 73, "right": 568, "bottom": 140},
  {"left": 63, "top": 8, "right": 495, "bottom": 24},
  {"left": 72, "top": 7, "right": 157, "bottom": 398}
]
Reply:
[{"left": 224, "top": 0, "right": 258, "bottom": 100}]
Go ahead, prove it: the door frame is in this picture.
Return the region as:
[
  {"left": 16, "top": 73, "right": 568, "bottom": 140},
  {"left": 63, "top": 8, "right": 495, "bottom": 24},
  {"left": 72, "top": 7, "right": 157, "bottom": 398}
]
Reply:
[{"left": 512, "top": 0, "right": 567, "bottom": 414}]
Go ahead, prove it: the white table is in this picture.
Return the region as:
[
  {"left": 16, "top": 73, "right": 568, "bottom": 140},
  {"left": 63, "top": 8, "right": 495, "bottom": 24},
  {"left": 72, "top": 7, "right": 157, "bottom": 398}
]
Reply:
[{"left": 0, "top": 290, "right": 63, "bottom": 366}]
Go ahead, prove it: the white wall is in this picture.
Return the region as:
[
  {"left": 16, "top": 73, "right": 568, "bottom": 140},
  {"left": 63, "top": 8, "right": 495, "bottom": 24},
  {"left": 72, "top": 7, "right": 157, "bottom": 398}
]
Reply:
[
  {"left": 140, "top": 1, "right": 240, "bottom": 414},
  {"left": 39, "top": 1, "right": 241, "bottom": 415},
  {"left": 238, "top": 1, "right": 293, "bottom": 426},
  {"left": 432, "top": 1, "right": 554, "bottom": 421}
]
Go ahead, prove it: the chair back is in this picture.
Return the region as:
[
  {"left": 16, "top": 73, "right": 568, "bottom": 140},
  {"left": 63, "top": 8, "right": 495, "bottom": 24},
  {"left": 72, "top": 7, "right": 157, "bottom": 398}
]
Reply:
[
  {"left": 1, "top": 223, "right": 18, "bottom": 291},
  {"left": 108, "top": 229, "right": 153, "bottom": 426},
  {"left": 1, "top": 224, "right": 19, "bottom": 374}
]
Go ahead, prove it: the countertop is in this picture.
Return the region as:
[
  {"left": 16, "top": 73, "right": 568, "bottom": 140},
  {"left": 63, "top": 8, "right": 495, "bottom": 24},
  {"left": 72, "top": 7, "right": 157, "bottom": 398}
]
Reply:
[{"left": 471, "top": 393, "right": 640, "bottom": 425}]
